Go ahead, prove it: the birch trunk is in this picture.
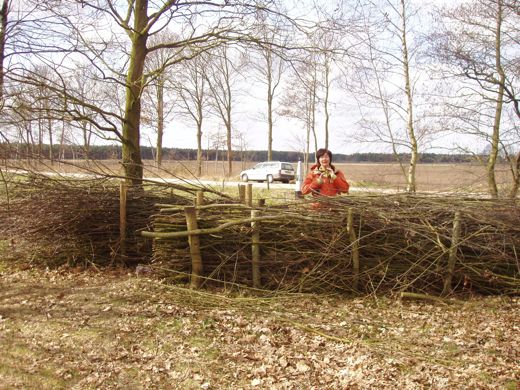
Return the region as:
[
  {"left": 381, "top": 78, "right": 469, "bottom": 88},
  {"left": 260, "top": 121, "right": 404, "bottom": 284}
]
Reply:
[
  {"left": 400, "top": 0, "right": 418, "bottom": 194},
  {"left": 155, "top": 75, "right": 164, "bottom": 167},
  {"left": 486, "top": 0, "right": 505, "bottom": 199}
]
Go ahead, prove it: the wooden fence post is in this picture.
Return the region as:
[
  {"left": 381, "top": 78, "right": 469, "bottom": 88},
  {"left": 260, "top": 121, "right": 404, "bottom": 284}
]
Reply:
[
  {"left": 119, "top": 181, "right": 127, "bottom": 259},
  {"left": 185, "top": 206, "right": 203, "bottom": 288},
  {"left": 246, "top": 183, "right": 253, "bottom": 207},
  {"left": 347, "top": 208, "right": 360, "bottom": 290},
  {"left": 196, "top": 190, "right": 204, "bottom": 206},
  {"left": 442, "top": 211, "right": 461, "bottom": 296},
  {"left": 238, "top": 184, "right": 246, "bottom": 204},
  {"left": 251, "top": 209, "right": 261, "bottom": 288}
]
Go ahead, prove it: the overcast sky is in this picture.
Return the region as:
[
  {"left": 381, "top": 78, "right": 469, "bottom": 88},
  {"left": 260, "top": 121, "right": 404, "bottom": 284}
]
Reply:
[{"left": 134, "top": 0, "right": 489, "bottom": 156}]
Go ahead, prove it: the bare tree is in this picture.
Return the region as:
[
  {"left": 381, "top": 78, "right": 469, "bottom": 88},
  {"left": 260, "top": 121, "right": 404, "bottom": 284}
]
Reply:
[
  {"left": 68, "top": 69, "right": 101, "bottom": 159},
  {"left": 342, "top": 0, "right": 423, "bottom": 193},
  {"left": 233, "top": 129, "right": 249, "bottom": 170},
  {"left": 11, "top": 0, "right": 305, "bottom": 185},
  {"left": 431, "top": 0, "right": 519, "bottom": 197},
  {"left": 172, "top": 54, "right": 209, "bottom": 177},
  {"left": 0, "top": 0, "right": 9, "bottom": 103},
  {"left": 204, "top": 45, "right": 246, "bottom": 177},
  {"left": 399, "top": 0, "right": 418, "bottom": 193},
  {"left": 314, "top": 19, "right": 343, "bottom": 150},
  {"left": 142, "top": 33, "right": 178, "bottom": 167},
  {"left": 248, "top": 11, "right": 288, "bottom": 161},
  {"left": 207, "top": 128, "right": 227, "bottom": 176},
  {"left": 279, "top": 54, "right": 320, "bottom": 173}
]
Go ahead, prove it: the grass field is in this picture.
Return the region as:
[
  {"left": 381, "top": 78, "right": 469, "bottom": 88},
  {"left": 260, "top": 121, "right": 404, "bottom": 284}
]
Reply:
[{"left": 4, "top": 159, "right": 515, "bottom": 194}]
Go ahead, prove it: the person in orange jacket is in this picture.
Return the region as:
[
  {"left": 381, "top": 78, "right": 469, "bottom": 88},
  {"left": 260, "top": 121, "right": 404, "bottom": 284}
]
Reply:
[{"left": 301, "top": 148, "right": 349, "bottom": 198}]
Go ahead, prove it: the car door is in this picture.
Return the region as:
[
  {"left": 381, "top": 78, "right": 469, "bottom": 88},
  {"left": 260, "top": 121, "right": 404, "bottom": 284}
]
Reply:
[
  {"left": 250, "top": 163, "right": 264, "bottom": 180},
  {"left": 265, "top": 162, "right": 277, "bottom": 180}
]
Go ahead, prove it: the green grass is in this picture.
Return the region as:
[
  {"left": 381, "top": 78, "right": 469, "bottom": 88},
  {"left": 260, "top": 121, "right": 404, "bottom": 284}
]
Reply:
[{"left": 0, "top": 341, "right": 75, "bottom": 389}]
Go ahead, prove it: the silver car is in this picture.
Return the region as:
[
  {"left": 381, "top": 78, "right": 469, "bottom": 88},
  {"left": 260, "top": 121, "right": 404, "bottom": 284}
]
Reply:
[{"left": 239, "top": 161, "right": 295, "bottom": 183}]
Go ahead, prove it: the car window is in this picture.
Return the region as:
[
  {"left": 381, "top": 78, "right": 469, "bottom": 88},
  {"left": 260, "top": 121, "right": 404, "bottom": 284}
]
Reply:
[
  {"left": 282, "top": 163, "right": 293, "bottom": 170},
  {"left": 254, "top": 163, "right": 264, "bottom": 169}
]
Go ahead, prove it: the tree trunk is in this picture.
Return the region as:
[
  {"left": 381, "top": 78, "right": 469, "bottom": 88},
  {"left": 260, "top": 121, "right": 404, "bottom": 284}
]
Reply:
[
  {"left": 487, "top": 86, "right": 505, "bottom": 199},
  {"left": 401, "top": 0, "right": 417, "bottom": 193},
  {"left": 267, "top": 82, "right": 273, "bottom": 161},
  {"left": 26, "top": 123, "right": 34, "bottom": 161},
  {"left": 47, "top": 117, "right": 54, "bottom": 163},
  {"left": 82, "top": 121, "right": 91, "bottom": 159},
  {"left": 156, "top": 76, "right": 164, "bottom": 167},
  {"left": 122, "top": 0, "right": 148, "bottom": 185},
  {"left": 267, "top": 49, "right": 273, "bottom": 161},
  {"left": 0, "top": 0, "right": 7, "bottom": 103},
  {"left": 305, "top": 121, "right": 310, "bottom": 175},
  {"left": 324, "top": 61, "right": 330, "bottom": 150},
  {"left": 310, "top": 84, "right": 318, "bottom": 155},
  {"left": 367, "top": 33, "right": 408, "bottom": 181},
  {"left": 196, "top": 117, "right": 203, "bottom": 177},
  {"left": 508, "top": 151, "right": 520, "bottom": 198},
  {"left": 37, "top": 117, "right": 43, "bottom": 158},
  {"left": 59, "top": 123, "right": 65, "bottom": 159},
  {"left": 226, "top": 117, "right": 232, "bottom": 176},
  {"left": 487, "top": 0, "right": 505, "bottom": 199}
]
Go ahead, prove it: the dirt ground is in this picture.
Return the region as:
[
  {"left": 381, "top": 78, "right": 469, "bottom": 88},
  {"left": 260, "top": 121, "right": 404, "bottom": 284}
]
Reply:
[{"left": 0, "top": 266, "right": 518, "bottom": 390}]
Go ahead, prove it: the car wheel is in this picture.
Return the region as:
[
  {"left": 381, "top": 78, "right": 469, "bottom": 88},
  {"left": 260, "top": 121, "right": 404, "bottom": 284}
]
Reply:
[
  {"left": 266, "top": 174, "right": 274, "bottom": 183},
  {"left": 241, "top": 174, "right": 248, "bottom": 182}
]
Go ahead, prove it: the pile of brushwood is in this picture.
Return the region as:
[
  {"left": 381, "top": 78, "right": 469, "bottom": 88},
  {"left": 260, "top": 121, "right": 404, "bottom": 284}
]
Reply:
[
  {"left": 0, "top": 174, "right": 197, "bottom": 267},
  {"left": 149, "top": 194, "right": 520, "bottom": 296},
  {"left": 1, "top": 172, "right": 518, "bottom": 296}
]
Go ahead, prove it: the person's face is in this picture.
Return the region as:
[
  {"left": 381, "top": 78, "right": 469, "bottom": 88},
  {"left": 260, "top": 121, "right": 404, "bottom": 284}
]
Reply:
[{"left": 319, "top": 153, "right": 331, "bottom": 168}]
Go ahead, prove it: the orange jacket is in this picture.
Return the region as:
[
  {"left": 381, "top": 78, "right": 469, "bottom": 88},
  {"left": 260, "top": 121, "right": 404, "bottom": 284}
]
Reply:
[{"left": 301, "top": 164, "right": 349, "bottom": 197}]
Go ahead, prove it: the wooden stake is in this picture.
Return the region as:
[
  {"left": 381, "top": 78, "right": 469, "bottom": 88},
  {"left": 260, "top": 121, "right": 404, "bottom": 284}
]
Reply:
[
  {"left": 347, "top": 208, "right": 360, "bottom": 290},
  {"left": 196, "top": 190, "right": 204, "bottom": 206},
  {"left": 185, "top": 206, "right": 203, "bottom": 288},
  {"left": 442, "top": 211, "right": 461, "bottom": 296},
  {"left": 251, "top": 209, "right": 261, "bottom": 288},
  {"left": 238, "top": 184, "right": 246, "bottom": 204},
  {"left": 119, "top": 181, "right": 127, "bottom": 259},
  {"left": 193, "top": 191, "right": 204, "bottom": 218},
  {"left": 246, "top": 183, "right": 253, "bottom": 207}
]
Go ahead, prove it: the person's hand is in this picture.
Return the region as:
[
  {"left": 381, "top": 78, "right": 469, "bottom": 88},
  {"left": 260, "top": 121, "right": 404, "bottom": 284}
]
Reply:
[{"left": 320, "top": 168, "right": 336, "bottom": 180}]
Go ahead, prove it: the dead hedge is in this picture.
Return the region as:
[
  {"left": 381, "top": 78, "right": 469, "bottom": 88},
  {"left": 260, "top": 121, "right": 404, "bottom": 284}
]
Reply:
[
  {"left": 0, "top": 176, "right": 519, "bottom": 296},
  {"left": 0, "top": 175, "right": 194, "bottom": 267},
  {"left": 149, "top": 195, "right": 520, "bottom": 296}
]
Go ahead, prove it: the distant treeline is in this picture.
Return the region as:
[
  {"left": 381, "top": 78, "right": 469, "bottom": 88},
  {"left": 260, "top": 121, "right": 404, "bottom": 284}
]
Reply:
[{"left": 1, "top": 143, "right": 480, "bottom": 164}]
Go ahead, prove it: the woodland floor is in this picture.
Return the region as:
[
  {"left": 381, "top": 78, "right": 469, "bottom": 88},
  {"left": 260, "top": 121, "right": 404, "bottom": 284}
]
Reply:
[{"left": 0, "top": 266, "right": 518, "bottom": 390}]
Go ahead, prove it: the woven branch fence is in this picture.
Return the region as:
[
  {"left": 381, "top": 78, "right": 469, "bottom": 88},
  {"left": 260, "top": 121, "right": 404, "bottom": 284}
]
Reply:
[
  {"left": 0, "top": 176, "right": 195, "bottom": 266},
  {"left": 146, "top": 190, "right": 520, "bottom": 296},
  {"left": 1, "top": 176, "right": 518, "bottom": 296}
]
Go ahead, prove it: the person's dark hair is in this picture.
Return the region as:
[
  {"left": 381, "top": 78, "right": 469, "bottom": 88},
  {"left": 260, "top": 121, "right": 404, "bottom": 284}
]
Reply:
[{"left": 316, "top": 148, "right": 335, "bottom": 170}]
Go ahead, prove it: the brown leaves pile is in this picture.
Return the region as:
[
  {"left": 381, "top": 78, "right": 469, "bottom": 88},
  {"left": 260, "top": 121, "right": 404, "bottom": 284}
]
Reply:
[{"left": 0, "top": 267, "right": 518, "bottom": 389}]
